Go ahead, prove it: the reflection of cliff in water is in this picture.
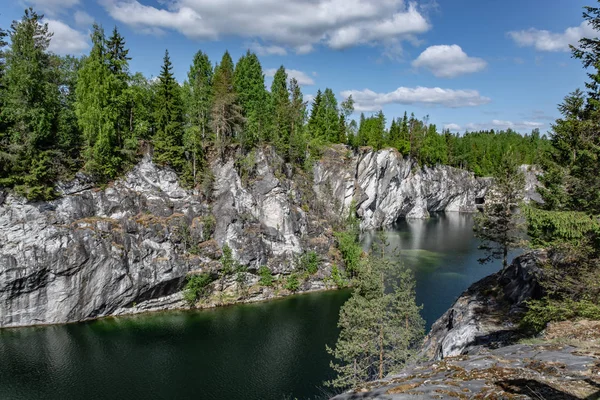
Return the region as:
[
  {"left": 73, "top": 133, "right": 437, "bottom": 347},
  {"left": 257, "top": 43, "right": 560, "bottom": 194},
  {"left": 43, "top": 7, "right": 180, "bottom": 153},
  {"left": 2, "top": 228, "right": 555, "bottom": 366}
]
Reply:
[{"left": 362, "top": 212, "right": 521, "bottom": 329}]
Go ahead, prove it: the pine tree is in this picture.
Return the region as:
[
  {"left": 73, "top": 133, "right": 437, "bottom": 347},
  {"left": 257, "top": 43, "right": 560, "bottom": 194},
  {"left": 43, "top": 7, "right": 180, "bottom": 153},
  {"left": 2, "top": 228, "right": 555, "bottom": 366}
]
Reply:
[
  {"left": 211, "top": 50, "right": 243, "bottom": 154},
  {"left": 326, "top": 235, "right": 424, "bottom": 389},
  {"left": 475, "top": 154, "right": 524, "bottom": 269},
  {"left": 183, "top": 50, "right": 213, "bottom": 183},
  {"left": 270, "top": 66, "right": 291, "bottom": 151},
  {"left": 0, "top": 8, "right": 62, "bottom": 199},
  {"left": 153, "top": 50, "right": 185, "bottom": 172},
  {"left": 234, "top": 51, "right": 269, "bottom": 148}
]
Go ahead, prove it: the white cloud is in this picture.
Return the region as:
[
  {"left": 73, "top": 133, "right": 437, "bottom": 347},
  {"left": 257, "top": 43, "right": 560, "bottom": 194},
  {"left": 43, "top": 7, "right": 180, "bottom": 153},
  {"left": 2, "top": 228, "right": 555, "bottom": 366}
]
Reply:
[
  {"left": 23, "top": 0, "right": 80, "bottom": 15},
  {"left": 340, "top": 86, "right": 491, "bottom": 111},
  {"left": 247, "top": 42, "right": 287, "bottom": 56},
  {"left": 46, "top": 19, "right": 89, "bottom": 55},
  {"left": 412, "top": 45, "right": 487, "bottom": 78},
  {"left": 74, "top": 10, "right": 94, "bottom": 27},
  {"left": 101, "top": 0, "right": 431, "bottom": 53},
  {"left": 304, "top": 94, "right": 315, "bottom": 104},
  {"left": 508, "top": 21, "right": 597, "bottom": 52},
  {"left": 464, "top": 120, "right": 544, "bottom": 131},
  {"left": 444, "top": 123, "right": 461, "bottom": 131},
  {"left": 265, "top": 68, "right": 315, "bottom": 86}
]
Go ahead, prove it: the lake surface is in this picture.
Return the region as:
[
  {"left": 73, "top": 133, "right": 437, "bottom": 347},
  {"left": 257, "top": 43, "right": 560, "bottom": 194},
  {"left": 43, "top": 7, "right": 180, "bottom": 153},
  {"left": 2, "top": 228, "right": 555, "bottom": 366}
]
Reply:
[{"left": 0, "top": 213, "right": 512, "bottom": 400}]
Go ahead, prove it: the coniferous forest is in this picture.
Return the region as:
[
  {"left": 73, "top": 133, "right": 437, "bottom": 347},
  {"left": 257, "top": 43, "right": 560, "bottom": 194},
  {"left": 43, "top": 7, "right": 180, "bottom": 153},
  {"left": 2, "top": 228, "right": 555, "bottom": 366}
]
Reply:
[{"left": 0, "top": 8, "right": 548, "bottom": 201}]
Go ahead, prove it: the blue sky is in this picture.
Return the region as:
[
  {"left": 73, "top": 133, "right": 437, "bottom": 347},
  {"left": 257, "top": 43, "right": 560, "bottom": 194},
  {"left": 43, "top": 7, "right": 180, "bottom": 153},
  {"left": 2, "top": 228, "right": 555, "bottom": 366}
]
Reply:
[{"left": 0, "top": 0, "right": 595, "bottom": 134}]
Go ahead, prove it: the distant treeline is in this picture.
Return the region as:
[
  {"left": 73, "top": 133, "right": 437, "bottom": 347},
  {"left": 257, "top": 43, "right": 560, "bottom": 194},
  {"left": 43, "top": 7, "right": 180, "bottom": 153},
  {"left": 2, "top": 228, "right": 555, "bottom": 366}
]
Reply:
[{"left": 0, "top": 8, "right": 548, "bottom": 200}]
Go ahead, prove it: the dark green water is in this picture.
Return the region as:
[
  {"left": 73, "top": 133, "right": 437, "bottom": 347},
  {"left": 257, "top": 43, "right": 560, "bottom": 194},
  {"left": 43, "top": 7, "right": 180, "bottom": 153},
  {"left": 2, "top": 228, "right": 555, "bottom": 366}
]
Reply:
[{"left": 0, "top": 213, "right": 513, "bottom": 400}]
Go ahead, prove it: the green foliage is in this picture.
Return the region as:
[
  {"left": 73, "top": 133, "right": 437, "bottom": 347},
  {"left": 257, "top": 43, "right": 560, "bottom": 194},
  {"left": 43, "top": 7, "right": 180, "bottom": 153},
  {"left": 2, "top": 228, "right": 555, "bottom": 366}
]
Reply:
[
  {"left": 220, "top": 244, "right": 235, "bottom": 275},
  {"left": 153, "top": 50, "right": 185, "bottom": 174},
  {"left": 326, "top": 240, "right": 424, "bottom": 389},
  {"left": 211, "top": 50, "right": 243, "bottom": 154},
  {"left": 474, "top": 154, "right": 525, "bottom": 268},
  {"left": 522, "top": 297, "right": 600, "bottom": 332},
  {"left": 183, "top": 273, "right": 213, "bottom": 304},
  {"left": 329, "top": 264, "right": 348, "bottom": 288},
  {"left": 335, "top": 200, "right": 363, "bottom": 276},
  {"left": 258, "top": 266, "right": 274, "bottom": 287},
  {"left": 285, "top": 273, "right": 300, "bottom": 292},
  {"left": 0, "top": 8, "right": 68, "bottom": 199},
  {"left": 234, "top": 51, "right": 269, "bottom": 148},
  {"left": 524, "top": 207, "right": 600, "bottom": 249},
  {"left": 299, "top": 251, "right": 319, "bottom": 275}
]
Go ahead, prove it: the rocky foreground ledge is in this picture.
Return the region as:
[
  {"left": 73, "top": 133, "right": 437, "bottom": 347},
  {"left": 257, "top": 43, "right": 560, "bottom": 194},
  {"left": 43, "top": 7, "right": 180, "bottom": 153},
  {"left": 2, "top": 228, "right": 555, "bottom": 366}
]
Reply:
[{"left": 333, "top": 252, "right": 600, "bottom": 399}]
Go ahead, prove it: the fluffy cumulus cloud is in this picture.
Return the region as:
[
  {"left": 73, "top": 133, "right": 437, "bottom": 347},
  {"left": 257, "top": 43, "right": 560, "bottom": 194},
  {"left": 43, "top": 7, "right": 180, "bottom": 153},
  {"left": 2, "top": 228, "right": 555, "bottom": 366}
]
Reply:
[
  {"left": 412, "top": 44, "right": 487, "bottom": 78},
  {"left": 46, "top": 19, "right": 89, "bottom": 55},
  {"left": 447, "top": 120, "right": 545, "bottom": 132},
  {"left": 265, "top": 68, "right": 315, "bottom": 86},
  {"left": 248, "top": 42, "right": 287, "bottom": 56},
  {"left": 100, "top": 0, "right": 431, "bottom": 53},
  {"left": 340, "top": 86, "right": 490, "bottom": 111},
  {"left": 508, "top": 21, "right": 597, "bottom": 52}
]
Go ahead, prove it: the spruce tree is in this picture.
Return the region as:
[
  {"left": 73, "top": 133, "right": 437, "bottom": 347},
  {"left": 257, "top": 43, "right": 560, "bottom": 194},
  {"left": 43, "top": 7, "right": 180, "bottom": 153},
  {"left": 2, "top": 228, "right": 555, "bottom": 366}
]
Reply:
[
  {"left": 183, "top": 50, "right": 212, "bottom": 183},
  {"left": 288, "top": 77, "right": 307, "bottom": 164},
  {"left": 0, "top": 8, "right": 62, "bottom": 199},
  {"left": 308, "top": 89, "right": 322, "bottom": 137},
  {"left": 75, "top": 24, "right": 124, "bottom": 181},
  {"left": 211, "top": 51, "right": 243, "bottom": 154},
  {"left": 234, "top": 51, "right": 269, "bottom": 148},
  {"left": 270, "top": 66, "right": 291, "bottom": 151},
  {"left": 320, "top": 88, "right": 339, "bottom": 142},
  {"left": 153, "top": 50, "right": 185, "bottom": 172}
]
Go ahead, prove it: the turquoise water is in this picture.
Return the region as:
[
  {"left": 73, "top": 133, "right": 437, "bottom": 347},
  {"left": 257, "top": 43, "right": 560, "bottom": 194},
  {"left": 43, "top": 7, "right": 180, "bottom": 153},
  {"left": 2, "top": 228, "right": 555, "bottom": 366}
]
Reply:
[{"left": 0, "top": 213, "right": 512, "bottom": 400}]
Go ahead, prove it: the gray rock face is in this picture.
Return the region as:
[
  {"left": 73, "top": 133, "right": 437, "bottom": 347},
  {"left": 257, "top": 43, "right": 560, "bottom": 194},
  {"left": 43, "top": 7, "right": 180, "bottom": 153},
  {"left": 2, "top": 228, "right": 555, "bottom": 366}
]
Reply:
[
  {"left": 0, "top": 146, "right": 492, "bottom": 328},
  {"left": 332, "top": 343, "right": 600, "bottom": 399},
  {"left": 419, "top": 251, "right": 546, "bottom": 361},
  {"left": 314, "top": 145, "right": 489, "bottom": 229}
]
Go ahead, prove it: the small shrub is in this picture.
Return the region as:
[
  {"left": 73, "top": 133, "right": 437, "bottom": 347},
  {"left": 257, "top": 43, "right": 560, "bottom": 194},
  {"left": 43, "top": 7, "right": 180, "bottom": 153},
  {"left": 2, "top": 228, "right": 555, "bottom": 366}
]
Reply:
[
  {"left": 299, "top": 251, "right": 319, "bottom": 275},
  {"left": 221, "top": 244, "right": 235, "bottom": 275},
  {"left": 330, "top": 264, "right": 348, "bottom": 288},
  {"left": 183, "top": 273, "right": 213, "bottom": 305},
  {"left": 258, "top": 266, "right": 274, "bottom": 287},
  {"left": 522, "top": 297, "right": 600, "bottom": 332},
  {"left": 202, "top": 215, "right": 216, "bottom": 240},
  {"left": 335, "top": 231, "right": 362, "bottom": 276},
  {"left": 285, "top": 273, "right": 300, "bottom": 292}
]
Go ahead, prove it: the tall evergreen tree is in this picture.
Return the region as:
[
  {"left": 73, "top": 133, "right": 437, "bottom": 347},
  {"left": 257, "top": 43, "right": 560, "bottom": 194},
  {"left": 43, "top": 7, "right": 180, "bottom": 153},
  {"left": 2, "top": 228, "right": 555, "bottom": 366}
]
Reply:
[
  {"left": 320, "top": 88, "right": 339, "bottom": 142},
  {"left": 234, "top": 51, "right": 269, "bottom": 148},
  {"left": 0, "top": 8, "right": 62, "bottom": 199},
  {"left": 308, "top": 89, "right": 322, "bottom": 137},
  {"left": 183, "top": 50, "right": 213, "bottom": 183},
  {"left": 211, "top": 50, "right": 243, "bottom": 153},
  {"left": 75, "top": 24, "right": 123, "bottom": 181},
  {"left": 153, "top": 50, "right": 185, "bottom": 172},
  {"left": 288, "top": 77, "right": 307, "bottom": 164},
  {"left": 270, "top": 66, "right": 291, "bottom": 150}
]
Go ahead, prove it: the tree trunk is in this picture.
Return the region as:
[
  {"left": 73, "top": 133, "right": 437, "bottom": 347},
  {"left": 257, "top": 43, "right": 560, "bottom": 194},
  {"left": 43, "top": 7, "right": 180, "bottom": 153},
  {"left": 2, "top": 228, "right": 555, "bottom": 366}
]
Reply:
[{"left": 379, "top": 323, "right": 384, "bottom": 380}]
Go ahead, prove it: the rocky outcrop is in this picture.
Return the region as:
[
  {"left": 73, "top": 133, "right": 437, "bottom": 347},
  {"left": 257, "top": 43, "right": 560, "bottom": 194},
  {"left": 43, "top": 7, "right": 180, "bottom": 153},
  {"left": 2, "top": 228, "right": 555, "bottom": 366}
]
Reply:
[
  {"left": 314, "top": 145, "right": 489, "bottom": 229},
  {"left": 332, "top": 253, "right": 600, "bottom": 399},
  {"left": 332, "top": 342, "right": 600, "bottom": 399},
  {"left": 419, "top": 251, "right": 546, "bottom": 360},
  {"left": 0, "top": 145, "right": 492, "bottom": 328},
  {"left": 0, "top": 149, "right": 336, "bottom": 328}
]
